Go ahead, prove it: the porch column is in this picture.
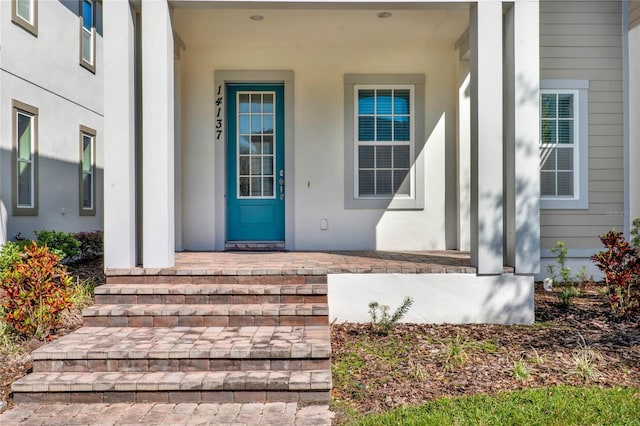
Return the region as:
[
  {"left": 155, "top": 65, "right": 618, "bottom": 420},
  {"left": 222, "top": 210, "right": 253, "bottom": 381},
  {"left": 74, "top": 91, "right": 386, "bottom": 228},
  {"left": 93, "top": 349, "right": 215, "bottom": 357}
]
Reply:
[
  {"left": 104, "top": 0, "right": 136, "bottom": 268},
  {"left": 512, "top": 0, "right": 540, "bottom": 273},
  {"left": 141, "top": 0, "right": 175, "bottom": 267},
  {"left": 470, "top": 1, "right": 504, "bottom": 274}
]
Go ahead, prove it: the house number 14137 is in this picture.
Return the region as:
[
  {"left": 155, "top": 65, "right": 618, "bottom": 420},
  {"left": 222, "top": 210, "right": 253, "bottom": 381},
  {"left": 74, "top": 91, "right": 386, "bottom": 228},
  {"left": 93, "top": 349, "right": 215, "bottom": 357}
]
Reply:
[{"left": 215, "top": 85, "right": 223, "bottom": 141}]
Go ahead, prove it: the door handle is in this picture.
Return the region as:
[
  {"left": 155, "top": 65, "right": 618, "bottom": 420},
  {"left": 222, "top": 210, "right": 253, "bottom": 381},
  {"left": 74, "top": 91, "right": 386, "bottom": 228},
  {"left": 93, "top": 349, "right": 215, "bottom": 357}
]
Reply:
[{"left": 279, "top": 170, "right": 284, "bottom": 200}]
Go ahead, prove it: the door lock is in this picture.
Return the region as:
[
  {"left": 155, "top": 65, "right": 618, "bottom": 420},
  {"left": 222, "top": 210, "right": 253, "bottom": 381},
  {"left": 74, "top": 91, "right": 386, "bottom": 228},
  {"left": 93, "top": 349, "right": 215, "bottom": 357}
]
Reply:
[{"left": 279, "top": 170, "right": 285, "bottom": 200}]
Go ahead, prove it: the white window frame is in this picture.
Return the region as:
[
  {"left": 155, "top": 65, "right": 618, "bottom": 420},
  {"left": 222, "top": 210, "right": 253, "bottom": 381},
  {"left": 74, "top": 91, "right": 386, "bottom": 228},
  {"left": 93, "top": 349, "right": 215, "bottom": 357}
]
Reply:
[
  {"left": 539, "top": 79, "right": 589, "bottom": 210},
  {"left": 12, "top": 100, "right": 39, "bottom": 216},
  {"left": 344, "top": 74, "right": 425, "bottom": 210},
  {"left": 12, "top": 0, "right": 38, "bottom": 36},
  {"left": 353, "top": 84, "right": 415, "bottom": 200},
  {"left": 79, "top": 0, "right": 96, "bottom": 73},
  {"left": 79, "top": 126, "right": 97, "bottom": 216}
]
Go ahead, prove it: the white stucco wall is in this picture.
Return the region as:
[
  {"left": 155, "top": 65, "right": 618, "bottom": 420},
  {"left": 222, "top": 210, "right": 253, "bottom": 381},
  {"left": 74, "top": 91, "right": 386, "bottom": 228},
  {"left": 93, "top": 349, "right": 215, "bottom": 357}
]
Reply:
[
  {"left": 175, "top": 8, "right": 466, "bottom": 251},
  {"left": 0, "top": 0, "right": 104, "bottom": 240}
]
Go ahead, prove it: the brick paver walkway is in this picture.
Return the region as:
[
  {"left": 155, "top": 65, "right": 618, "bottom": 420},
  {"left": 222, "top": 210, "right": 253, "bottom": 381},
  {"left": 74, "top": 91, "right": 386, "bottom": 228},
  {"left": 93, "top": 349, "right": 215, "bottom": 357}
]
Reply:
[{"left": 0, "top": 402, "right": 332, "bottom": 425}]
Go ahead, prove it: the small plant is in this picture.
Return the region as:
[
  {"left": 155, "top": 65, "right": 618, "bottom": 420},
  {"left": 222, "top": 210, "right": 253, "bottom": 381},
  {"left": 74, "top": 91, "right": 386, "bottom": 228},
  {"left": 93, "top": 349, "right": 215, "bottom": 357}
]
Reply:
[
  {"left": 546, "top": 241, "right": 582, "bottom": 308},
  {"left": 571, "top": 335, "right": 602, "bottom": 381},
  {"left": 440, "top": 333, "right": 470, "bottom": 372},
  {"left": 368, "top": 296, "right": 413, "bottom": 336},
  {"left": 591, "top": 230, "right": 640, "bottom": 316},
  {"left": 0, "top": 241, "right": 23, "bottom": 277},
  {"left": 512, "top": 358, "right": 531, "bottom": 381},
  {"left": 73, "top": 231, "right": 103, "bottom": 261},
  {"left": 34, "top": 230, "right": 81, "bottom": 263},
  {"left": 630, "top": 217, "right": 640, "bottom": 250},
  {"left": 0, "top": 242, "right": 73, "bottom": 339}
]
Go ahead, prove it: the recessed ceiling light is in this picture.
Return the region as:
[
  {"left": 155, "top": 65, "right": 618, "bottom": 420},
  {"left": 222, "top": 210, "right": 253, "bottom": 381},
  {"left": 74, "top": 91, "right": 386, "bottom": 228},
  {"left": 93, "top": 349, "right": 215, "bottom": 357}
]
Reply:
[
  {"left": 377, "top": 11, "right": 392, "bottom": 19},
  {"left": 250, "top": 15, "right": 264, "bottom": 21}
]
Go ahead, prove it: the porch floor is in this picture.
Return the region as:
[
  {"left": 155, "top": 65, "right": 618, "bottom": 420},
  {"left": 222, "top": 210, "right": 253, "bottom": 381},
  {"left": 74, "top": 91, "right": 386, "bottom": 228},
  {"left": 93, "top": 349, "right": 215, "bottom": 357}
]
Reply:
[{"left": 107, "top": 250, "right": 514, "bottom": 276}]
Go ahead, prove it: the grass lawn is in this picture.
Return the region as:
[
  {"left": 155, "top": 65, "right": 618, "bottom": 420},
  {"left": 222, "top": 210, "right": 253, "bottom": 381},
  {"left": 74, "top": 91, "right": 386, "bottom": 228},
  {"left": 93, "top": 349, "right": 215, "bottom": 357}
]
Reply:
[{"left": 347, "top": 386, "right": 640, "bottom": 425}]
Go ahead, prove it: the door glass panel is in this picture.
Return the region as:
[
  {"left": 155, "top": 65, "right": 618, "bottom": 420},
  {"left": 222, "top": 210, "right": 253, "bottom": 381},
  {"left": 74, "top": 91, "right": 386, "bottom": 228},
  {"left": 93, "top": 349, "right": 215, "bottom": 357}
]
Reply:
[{"left": 237, "top": 91, "right": 277, "bottom": 198}]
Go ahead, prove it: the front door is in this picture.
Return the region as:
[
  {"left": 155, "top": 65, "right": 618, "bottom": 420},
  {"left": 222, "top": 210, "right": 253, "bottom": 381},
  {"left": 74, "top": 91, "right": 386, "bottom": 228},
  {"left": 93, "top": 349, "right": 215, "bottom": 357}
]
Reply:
[{"left": 226, "top": 84, "right": 285, "bottom": 242}]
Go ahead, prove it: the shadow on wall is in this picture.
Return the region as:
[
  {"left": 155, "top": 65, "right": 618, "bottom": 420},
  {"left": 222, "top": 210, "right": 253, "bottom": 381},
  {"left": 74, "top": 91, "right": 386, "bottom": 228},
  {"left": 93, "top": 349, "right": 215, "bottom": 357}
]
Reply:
[{"left": 0, "top": 149, "right": 104, "bottom": 242}]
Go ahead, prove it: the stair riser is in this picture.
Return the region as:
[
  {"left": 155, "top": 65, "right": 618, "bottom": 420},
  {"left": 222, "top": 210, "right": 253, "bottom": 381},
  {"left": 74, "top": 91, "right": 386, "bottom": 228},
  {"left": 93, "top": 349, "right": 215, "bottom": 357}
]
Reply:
[
  {"left": 13, "top": 390, "right": 330, "bottom": 404},
  {"left": 83, "top": 315, "right": 329, "bottom": 327},
  {"left": 106, "top": 275, "right": 327, "bottom": 285},
  {"left": 33, "top": 358, "right": 331, "bottom": 373},
  {"left": 94, "top": 294, "right": 327, "bottom": 305}
]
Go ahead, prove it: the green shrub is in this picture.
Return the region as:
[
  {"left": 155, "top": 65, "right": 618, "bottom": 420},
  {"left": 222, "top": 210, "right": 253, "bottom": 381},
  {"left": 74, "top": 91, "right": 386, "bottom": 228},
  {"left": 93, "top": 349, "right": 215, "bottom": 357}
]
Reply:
[
  {"left": 34, "top": 230, "right": 81, "bottom": 263},
  {"left": 547, "top": 241, "right": 582, "bottom": 308},
  {"left": 0, "top": 242, "right": 73, "bottom": 339},
  {"left": 368, "top": 296, "right": 413, "bottom": 336},
  {"left": 73, "top": 230, "right": 103, "bottom": 260},
  {"left": 0, "top": 241, "right": 23, "bottom": 277}
]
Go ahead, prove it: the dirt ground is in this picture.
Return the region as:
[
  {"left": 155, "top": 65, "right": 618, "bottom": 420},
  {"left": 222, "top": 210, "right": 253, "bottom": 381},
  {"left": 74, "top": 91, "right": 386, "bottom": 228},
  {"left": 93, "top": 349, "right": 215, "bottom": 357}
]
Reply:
[{"left": 331, "top": 282, "right": 640, "bottom": 419}]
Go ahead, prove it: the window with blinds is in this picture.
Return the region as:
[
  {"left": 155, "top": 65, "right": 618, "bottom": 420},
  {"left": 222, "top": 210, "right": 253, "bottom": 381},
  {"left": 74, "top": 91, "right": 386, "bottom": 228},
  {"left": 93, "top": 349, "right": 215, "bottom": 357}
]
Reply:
[
  {"left": 355, "top": 86, "right": 414, "bottom": 198},
  {"left": 540, "top": 91, "right": 578, "bottom": 199}
]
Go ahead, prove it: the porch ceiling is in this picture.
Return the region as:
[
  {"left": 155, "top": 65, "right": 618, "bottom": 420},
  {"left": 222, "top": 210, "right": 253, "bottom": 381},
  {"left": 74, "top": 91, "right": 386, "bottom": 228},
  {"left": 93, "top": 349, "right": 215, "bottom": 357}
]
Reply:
[{"left": 173, "top": 7, "right": 469, "bottom": 48}]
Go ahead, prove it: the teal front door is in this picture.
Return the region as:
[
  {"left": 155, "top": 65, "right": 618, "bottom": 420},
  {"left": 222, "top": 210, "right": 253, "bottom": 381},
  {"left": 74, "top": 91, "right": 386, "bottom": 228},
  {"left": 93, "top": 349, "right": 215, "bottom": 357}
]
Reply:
[{"left": 226, "top": 84, "right": 285, "bottom": 242}]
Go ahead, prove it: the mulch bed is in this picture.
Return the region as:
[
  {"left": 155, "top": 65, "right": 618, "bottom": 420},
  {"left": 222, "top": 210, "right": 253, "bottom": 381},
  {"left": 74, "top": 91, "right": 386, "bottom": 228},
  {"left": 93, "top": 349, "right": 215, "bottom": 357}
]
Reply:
[{"left": 331, "top": 282, "right": 640, "bottom": 419}]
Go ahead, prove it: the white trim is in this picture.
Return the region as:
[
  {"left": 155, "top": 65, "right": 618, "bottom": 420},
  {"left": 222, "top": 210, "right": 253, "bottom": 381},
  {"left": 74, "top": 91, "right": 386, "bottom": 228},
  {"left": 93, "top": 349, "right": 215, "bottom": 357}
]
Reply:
[
  {"left": 622, "top": 0, "right": 631, "bottom": 238},
  {"left": 539, "top": 80, "right": 589, "bottom": 210}
]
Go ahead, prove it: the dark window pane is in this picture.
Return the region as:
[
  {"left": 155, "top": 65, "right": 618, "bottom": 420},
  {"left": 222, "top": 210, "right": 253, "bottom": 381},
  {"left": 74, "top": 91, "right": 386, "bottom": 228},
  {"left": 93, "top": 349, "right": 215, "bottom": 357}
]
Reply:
[
  {"left": 250, "top": 94, "right": 261, "bottom": 113},
  {"left": 376, "top": 146, "right": 392, "bottom": 168},
  {"left": 393, "top": 146, "right": 410, "bottom": 168},
  {"left": 263, "top": 114, "right": 274, "bottom": 134},
  {"left": 251, "top": 177, "right": 262, "bottom": 196},
  {"left": 263, "top": 93, "right": 274, "bottom": 113},
  {"left": 263, "top": 136, "right": 273, "bottom": 154},
  {"left": 557, "top": 148, "right": 573, "bottom": 170},
  {"left": 263, "top": 177, "right": 274, "bottom": 196},
  {"left": 359, "top": 146, "right": 375, "bottom": 169},
  {"left": 17, "top": 161, "right": 32, "bottom": 206},
  {"left": 83, "top": 173, "right": 93, "bottom": 209},
  {"left": 394, "top": 90, "right": 410, "bottom": 114},
  {"left": 17, "top": 113, "right": 31, "bottom": 160},
  {"left": 540, "top": 171, "right": 556, "bottom": 196},
  {"left": 239, "top": 177, "right": 250, "bottom": 196},
  {"left": 376, "top": 170, "right": 392, "bottom": 195},
  {"left": 558, "top": 94, "right": 574, "bottom": 118},
  {"left": 376, "top": 116, "right": 392, "bottom": 141},
  {"left": 263, "top": 156, "right": 274, "bottom": 175},
  {"left": 394, "top": 116, "right": 410, "bottom": 141},
  {"left": 557, "top": 120, "right": 573, "bottom": 144},
  {"left": 359, "top": 170, "right": 375, "bottom": 196},
  {"left": 83, "top": 0, "right": 93, "bottom": 29},
  {"left": 239, "top": 156, "right": 250, "bottom": 175},
  {"left": 541, "top": 94, "right": 556, "bottom": 118},
  {"left": 250, "top": 135, "right": 261, "bottom": 154},
  {"left": 541, "top": 120, "right": 556, "bottom": 144},
  {"left": 251, "top": 157, "right": 262, "bottom": 175},
  {"left": 358, "top": 116, "right": 375, "bottom": 141},
  {"left": 557, "top": 172, "right": 573, "bottom": 196}
]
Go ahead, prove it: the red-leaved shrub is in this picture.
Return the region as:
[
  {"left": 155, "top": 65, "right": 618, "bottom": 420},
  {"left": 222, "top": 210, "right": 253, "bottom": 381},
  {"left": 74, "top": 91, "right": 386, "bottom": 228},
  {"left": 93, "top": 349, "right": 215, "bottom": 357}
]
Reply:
[
  {"left": 0, "top": 242, "right": 73, "bottom": 338},
  {"left": 591, "top": 231, "right": 640, "bottom": 316}
]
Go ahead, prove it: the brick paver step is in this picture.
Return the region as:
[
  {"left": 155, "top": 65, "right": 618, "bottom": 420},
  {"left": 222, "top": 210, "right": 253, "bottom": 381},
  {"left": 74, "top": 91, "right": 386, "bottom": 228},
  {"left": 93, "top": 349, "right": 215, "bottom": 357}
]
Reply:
[
  {"left": 95, "top": 283, "right": 327, "bottom": 305},
  {"left": 82, "top": 304, "right": 329, "bottom": 327},
  {"left": 31, "top": 326, "right": 331, "bottom": 373},
  {"left": 106, "top": 274, "right": 328, "bottom": 285},
  {"left": 12, "top": 370, "right": 332, "bottom": 404}
]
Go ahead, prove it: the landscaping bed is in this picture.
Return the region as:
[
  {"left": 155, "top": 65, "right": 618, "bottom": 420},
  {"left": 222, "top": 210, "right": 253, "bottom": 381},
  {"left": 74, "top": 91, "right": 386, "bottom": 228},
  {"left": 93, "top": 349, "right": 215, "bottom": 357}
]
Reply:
[{"left": 331, "top": 282, "right": 640, "bottom": 423}]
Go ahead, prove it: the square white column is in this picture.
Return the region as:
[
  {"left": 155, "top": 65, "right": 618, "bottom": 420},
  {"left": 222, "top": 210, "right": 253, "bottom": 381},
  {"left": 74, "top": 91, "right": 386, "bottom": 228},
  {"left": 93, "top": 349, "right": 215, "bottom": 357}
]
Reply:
[
  {"left": 104, "top": 0, "right": 136, "bottom": 268},
  {"left": 142, "top": 0, "right": 175, "bottom": 268},
  {"left": 513, "top": 0, "right": 540, "bottom": 274},
  {"left": 470, "top": 1, "right": 504, "bottom": 275}
]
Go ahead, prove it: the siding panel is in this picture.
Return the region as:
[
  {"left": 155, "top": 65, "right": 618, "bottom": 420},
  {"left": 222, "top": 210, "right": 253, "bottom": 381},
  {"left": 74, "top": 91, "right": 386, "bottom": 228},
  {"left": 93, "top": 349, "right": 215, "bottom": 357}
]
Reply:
[{"left": 540, "top": 0, "right": 624, "bottom": 250}]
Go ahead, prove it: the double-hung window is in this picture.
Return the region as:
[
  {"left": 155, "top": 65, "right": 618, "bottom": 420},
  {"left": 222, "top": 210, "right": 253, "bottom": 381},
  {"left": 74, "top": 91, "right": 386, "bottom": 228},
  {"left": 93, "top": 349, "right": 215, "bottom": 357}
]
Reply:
[
  {"left": 79, "top": 126, "right": 96, "bottom": 216},
  {"left": 12, "top": 0, "right": 38, "bottom": 36},
  {"left": 344, "top": 75, "right": 425, "bottom": 209},
  {"left": 12, "top": 100, "right": 38, "bottom": 216},
  {"left": 80, "top": 0, "right": 96, "bottom": 72},
  {"left": 539, "top": 80, "right": 589, "bottom": 209}
]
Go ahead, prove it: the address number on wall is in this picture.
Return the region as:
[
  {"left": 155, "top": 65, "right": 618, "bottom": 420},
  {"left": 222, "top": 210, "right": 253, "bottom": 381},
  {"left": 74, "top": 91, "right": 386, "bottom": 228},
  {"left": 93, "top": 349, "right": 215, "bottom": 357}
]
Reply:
[{"left": 215, "top": 85, "right": 223, "bottom": 141}]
